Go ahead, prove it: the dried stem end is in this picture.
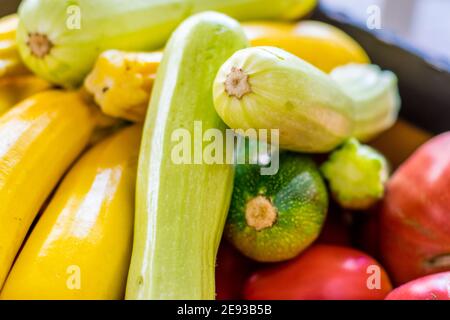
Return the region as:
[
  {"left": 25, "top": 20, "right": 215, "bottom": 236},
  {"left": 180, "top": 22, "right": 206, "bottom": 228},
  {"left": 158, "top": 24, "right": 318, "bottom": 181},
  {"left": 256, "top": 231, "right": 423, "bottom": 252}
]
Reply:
[
  {"left": 225, "top": 67, "right": 251, "bottom": 99},
  {"left": 27, "top": 32, "right": 53, "bottom": 58},
  {"left": 245, "top": 196, "right": 277, "bottom": 231}
]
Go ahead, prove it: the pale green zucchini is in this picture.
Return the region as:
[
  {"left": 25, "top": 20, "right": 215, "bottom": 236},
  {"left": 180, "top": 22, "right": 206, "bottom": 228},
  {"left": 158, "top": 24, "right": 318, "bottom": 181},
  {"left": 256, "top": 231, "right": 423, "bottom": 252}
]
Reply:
[
  {"left": 213, "top": 46, "right": 354, "bottom": 153},
  {"left": 17, "top": 0, "right": 312, "bottom": 88},
  {"left": 125, "top": 12, "right": 249, "bottom": 300},
  {"left": 330, "top": 63, "right": 401, "bottom": 142},
  {"left": 18, "top": 0, "right": 190, "bottom": 87}
]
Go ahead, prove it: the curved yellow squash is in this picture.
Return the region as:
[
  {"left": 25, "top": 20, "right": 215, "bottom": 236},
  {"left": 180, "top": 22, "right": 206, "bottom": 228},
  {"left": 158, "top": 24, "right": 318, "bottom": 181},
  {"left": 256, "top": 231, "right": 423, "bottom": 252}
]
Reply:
[
  {"left": 243, "top": 20, "right": 370, "bottom": 72},
  {"left": 0, "top": 14, "right": 18, "bottom": 41},
  {"left": 0, "top": 75, "right": 51, "bottom": 115},
  {"left": 0, "top": 90, "right": 96, "bottom": 289},
  {"left": 0, "top": 125, "right": 141, "bottom": 299},
  {"left": 0, "top": 14, "right": 28, "bottom": 77}
]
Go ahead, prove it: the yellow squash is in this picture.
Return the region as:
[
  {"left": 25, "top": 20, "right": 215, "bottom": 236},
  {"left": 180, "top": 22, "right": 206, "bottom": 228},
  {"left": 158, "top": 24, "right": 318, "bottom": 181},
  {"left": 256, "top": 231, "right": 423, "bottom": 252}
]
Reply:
[
  {"left": 243, "top": 20, "right": 370, "bottom": 72},
  {"left": 0, "top": 75, "right": 51, "bottom": 115},
  {"left": 0, "top": 14, "right": 28, "bottom": 77},
  {"left": 0, "top": 125, "right": 141, "bottom": 300},
  {"left": 0, "top": 14, "right": 18, "bottom": 40},
  {"left": 0, "top": 90, "right": 96, "bottom": 289},
  {"left": 84, "top": 50, "right": 162, "bottom": 122}
]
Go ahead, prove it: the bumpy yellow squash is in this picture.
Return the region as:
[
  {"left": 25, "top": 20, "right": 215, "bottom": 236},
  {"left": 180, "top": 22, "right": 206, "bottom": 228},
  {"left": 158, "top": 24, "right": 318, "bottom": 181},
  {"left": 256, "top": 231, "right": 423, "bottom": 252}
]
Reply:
[{"left": 84, "top": 50, "right": 162, "bottom": 122}]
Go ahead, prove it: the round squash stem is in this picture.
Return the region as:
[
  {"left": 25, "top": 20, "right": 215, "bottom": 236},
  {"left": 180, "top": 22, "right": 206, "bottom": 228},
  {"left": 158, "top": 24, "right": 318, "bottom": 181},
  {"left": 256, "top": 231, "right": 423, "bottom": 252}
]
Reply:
[
  {"left": 225, "top": 67, "right": 251, "bottom": 99},
  {"left": 245, "top": 196, "right": 277, "bottom": 231},
  {"left": 27, "top": 33, "right": 53, "bottom": 58}
]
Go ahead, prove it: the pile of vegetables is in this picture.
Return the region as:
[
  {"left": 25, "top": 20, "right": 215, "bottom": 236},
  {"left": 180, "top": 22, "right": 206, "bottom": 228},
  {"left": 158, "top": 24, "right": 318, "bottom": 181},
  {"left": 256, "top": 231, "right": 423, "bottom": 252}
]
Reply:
[{"left": 0, "top": 0, "right": 448, "bottom": 301}]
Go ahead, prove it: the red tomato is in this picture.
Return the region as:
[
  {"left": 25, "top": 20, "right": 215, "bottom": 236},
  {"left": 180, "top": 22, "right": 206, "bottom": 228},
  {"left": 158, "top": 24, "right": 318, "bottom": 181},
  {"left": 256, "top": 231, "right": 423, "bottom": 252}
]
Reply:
[
  {"left": 244, "top": 244, "right": 392, "bottom": 300},
  {"left": 385, "top": 272, "right": 450, "bottom": 300},
  {"left": 215, "top": 240, "right": 254, "bottom": 300},
  {"left": 380, "top": 132, "right": 450, "bottom": 285}
]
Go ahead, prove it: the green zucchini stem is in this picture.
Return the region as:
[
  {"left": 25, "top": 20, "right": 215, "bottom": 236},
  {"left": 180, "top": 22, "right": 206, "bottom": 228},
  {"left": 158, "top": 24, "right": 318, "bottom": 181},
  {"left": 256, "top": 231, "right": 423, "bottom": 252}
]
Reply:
[
  {"left": 225, "top": 67, "right": 251, "bottom": 99},
  {"left": 27, "top": 33, "right": 53, "bottom": 58},
  {"left": 245, "top": 195, "right": 277, "bottom": 231}
]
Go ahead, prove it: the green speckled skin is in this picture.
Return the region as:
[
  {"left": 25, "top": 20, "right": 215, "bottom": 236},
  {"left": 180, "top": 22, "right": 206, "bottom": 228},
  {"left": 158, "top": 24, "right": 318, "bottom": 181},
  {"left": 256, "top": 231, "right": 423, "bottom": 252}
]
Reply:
[{"left": 226, "top": 152, "right": 328, "bottom": 262}]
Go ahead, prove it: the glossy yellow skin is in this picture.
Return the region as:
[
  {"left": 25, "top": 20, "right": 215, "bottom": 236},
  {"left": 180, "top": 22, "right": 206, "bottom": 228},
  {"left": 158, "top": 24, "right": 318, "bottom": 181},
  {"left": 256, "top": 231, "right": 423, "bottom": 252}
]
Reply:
[
  {"left": 0, "top": 14, "right": 28, "bottom": 77},
  {"left": 243, "top": 20, "right": 370, "bottom": 73},
  {"left": 0, "top": 14, "right": 18, "bottom": 41},
  {"left": 0, "top": 90, "right": 96, "bottom": 289},
  {"left": 0, "top": 75, "right": 51, "bottom": 115},
  {"left": 0, "top": 125, "right": 141, "bottom": 300}
]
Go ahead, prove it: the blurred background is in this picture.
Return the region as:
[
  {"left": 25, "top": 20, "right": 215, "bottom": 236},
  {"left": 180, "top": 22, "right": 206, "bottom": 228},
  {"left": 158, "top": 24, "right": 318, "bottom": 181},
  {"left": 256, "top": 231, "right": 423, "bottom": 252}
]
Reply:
[
  {"left": 3, "top": 0, "right": 448, "bottom": 61},
  {"left": 0, "top": 1, "right": 18, "bottom": 17},
  {"left": 321, "top": 0, "right": 450, "bottom": 61}
]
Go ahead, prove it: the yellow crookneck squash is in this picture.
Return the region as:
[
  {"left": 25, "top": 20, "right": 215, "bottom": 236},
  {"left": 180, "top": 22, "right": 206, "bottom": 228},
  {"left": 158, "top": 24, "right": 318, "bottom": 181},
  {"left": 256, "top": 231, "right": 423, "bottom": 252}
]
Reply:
[
  {"left": 0, "top": 125, "right": 142, "bottom": 299},
  {"left": 0, "top": 90, "right": 97, "bottom": 290}
]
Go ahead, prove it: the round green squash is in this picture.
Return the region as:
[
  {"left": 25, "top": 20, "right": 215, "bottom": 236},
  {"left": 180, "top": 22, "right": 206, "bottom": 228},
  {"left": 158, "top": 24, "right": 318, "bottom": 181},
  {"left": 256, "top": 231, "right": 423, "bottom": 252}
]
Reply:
[{"left": 226, "top": 152, "right": 328, "bottom": 262}]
